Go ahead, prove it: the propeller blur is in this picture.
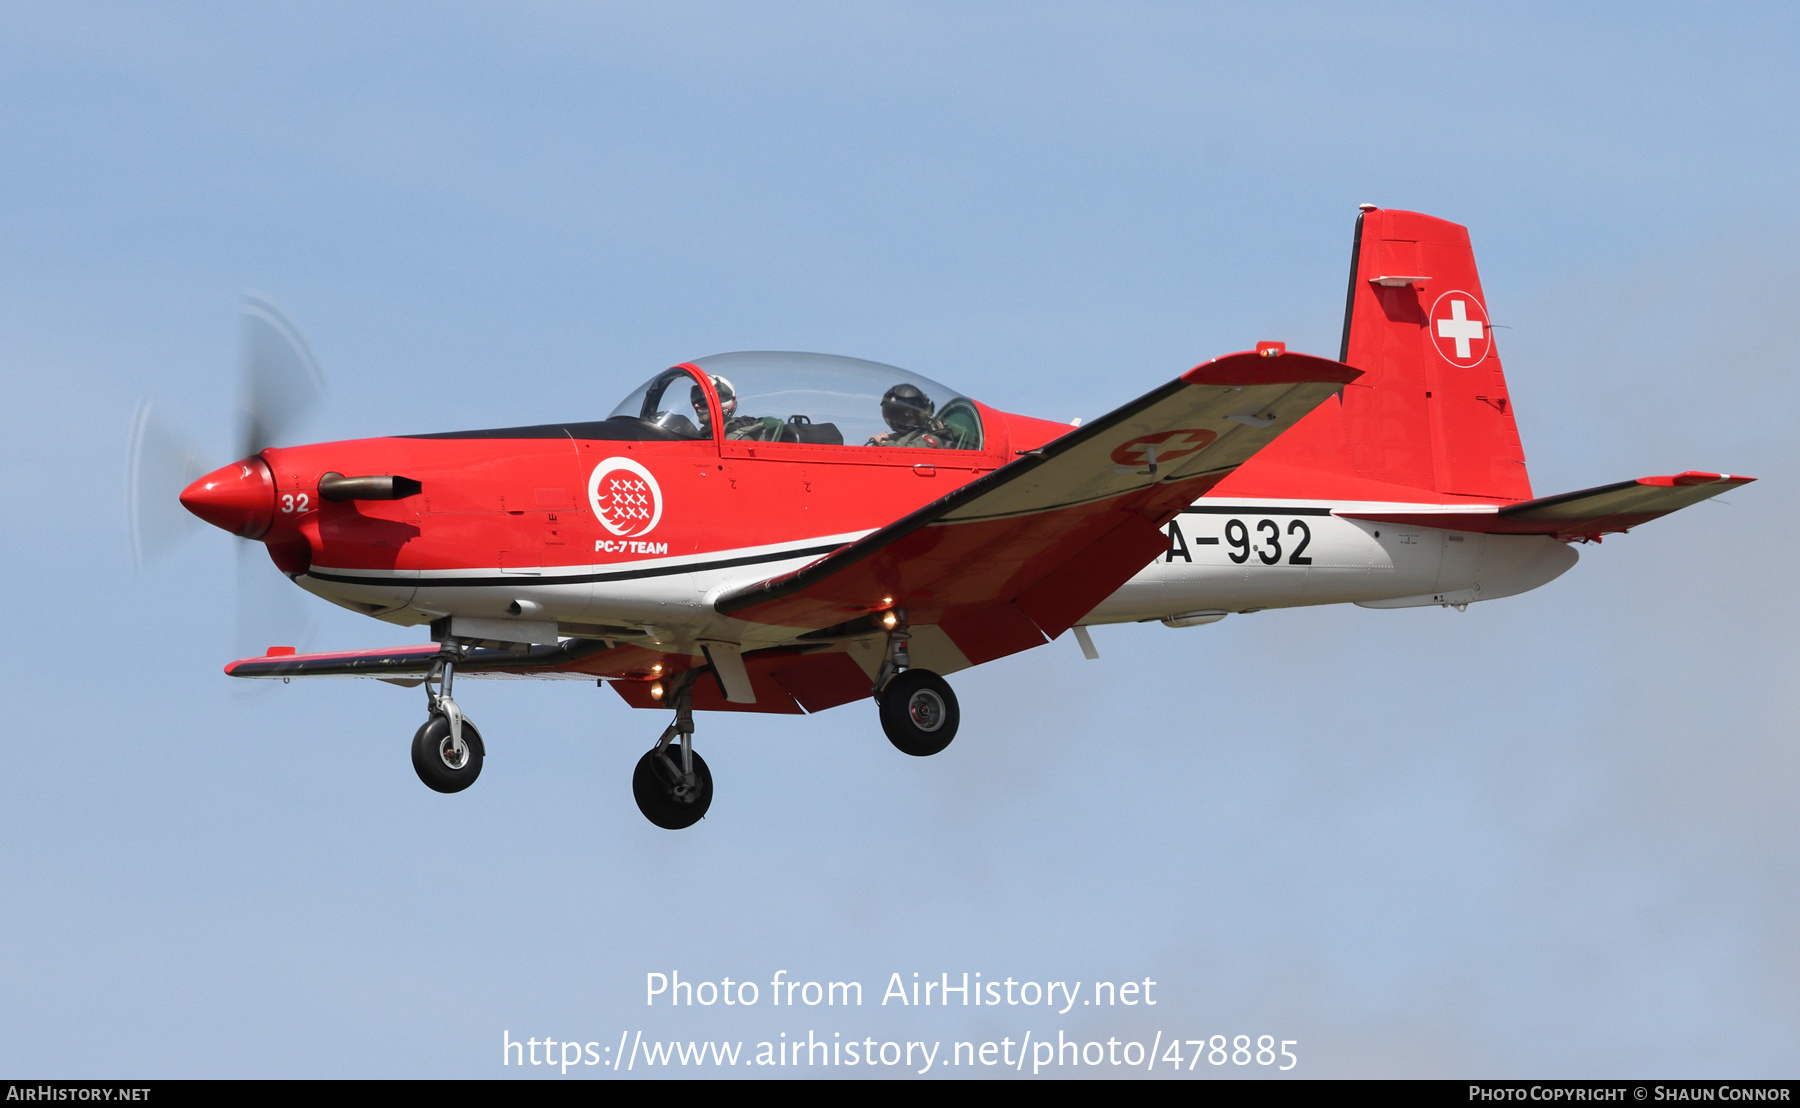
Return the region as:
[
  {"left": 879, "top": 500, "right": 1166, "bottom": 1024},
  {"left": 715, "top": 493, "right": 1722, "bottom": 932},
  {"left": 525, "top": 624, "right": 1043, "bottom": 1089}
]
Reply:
[{"left": 128, "top": 296, "right": 327, "bottom": 657}]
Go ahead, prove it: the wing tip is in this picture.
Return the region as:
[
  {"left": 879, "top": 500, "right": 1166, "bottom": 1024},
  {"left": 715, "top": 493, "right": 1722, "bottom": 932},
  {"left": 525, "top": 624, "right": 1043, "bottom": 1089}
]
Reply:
[
  {"left": 1637, "top": 471, "right": 1756, "bottom": 488},
  {"left": 1182, "top": 349, "right": 1361, "bottom": 387}
]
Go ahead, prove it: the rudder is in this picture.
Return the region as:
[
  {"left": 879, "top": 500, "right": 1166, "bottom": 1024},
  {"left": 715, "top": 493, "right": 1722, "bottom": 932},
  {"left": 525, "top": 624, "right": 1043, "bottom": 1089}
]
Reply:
[
  {"left": 1345, "top": 208, "right": 1529, "bottom": 499},
  {"left": 1223, "top": 208, "right": 1532, "bottom": 503}
]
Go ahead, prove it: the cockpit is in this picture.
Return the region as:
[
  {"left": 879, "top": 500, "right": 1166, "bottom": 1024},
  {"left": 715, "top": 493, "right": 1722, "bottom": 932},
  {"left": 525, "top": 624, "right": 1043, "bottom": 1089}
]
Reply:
[{"left": 605, "top": 351, "right": 984, "bottom": 451}]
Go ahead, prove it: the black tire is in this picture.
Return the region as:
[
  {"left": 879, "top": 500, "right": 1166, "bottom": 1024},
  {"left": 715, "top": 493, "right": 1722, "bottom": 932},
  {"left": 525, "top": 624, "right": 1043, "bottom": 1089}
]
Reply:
[
  {"left": 411, "top": 714, "right": 485, "bottom": 794},
  {"left": 632, "top": 746, "right": 713, "bottom": 829},
  {"left": 879, "top": 669, "right": 959, "bottom": 756}
]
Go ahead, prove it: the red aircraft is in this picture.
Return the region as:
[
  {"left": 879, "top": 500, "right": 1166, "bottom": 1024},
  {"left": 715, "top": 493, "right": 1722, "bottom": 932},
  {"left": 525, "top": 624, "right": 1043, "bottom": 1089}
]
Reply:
[{"left": 146, "top": 208, "right": 1750, "bottom": 828}]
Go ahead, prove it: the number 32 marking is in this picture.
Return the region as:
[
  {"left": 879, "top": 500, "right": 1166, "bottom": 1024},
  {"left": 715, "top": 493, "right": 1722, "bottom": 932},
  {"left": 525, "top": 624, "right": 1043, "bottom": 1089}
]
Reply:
[
  {"left": 280, "top": 492, "right": 311, "bottom": 514},
  {"left": 1225, "top": 518, "right": 1311, "bottom": 566}
]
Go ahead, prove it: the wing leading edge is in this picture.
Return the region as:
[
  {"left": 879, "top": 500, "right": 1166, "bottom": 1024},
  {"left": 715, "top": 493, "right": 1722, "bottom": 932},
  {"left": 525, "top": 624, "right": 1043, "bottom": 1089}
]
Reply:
[
  {"left": 224, "top": 639, "right": 620, "bottom": 682},
  {"left": 227, "top": 639, "right": 890, "bottom": 715},
  {"left": 716, "top": 350, "right": 1361, "bottom": 664}
]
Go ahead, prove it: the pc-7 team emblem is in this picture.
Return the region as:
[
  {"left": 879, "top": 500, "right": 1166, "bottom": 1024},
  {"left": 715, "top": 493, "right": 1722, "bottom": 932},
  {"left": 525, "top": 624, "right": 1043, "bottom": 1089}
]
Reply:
[{"left": 588, "top": 457, "right": 663, "bottom": 537}]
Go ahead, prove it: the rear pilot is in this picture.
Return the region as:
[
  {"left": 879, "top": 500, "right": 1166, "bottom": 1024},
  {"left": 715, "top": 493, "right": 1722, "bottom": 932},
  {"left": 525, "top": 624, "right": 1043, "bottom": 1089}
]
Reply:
[{"left": 866, "top": 383, "right": 948, "bottom": 448}]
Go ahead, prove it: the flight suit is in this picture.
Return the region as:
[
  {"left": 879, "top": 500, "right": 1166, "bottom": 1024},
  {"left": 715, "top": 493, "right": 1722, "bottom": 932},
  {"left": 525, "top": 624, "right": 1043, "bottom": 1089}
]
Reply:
[{"left": 867, "top": 424, "right": 948, "bottom": 448}]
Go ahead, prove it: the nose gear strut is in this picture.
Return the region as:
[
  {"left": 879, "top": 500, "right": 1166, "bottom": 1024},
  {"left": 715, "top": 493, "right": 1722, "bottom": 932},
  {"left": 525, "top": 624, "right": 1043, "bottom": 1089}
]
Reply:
[
  {"left": 412, "top": 638, "right": 486, "bottom": 793},
  {"left": 423, "top": 641, "right": 469, "bottom": 762}
]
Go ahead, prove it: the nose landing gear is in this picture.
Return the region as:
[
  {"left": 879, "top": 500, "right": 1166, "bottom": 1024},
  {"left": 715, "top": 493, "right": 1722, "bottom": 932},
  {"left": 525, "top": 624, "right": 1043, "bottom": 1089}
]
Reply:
[
  {"left": 412, "top": 642, "right": 485, "bottom": 793},
  {"left": 873, "top": 611, "right": 959, "bottom": 756},
  {"left": 633, "top": 672, "right": 714, "bottom": 829}
]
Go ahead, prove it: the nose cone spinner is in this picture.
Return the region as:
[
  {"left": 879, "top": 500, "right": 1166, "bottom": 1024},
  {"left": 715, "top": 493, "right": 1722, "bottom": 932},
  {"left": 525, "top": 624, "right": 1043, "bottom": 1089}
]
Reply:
[{"left": 181, "top": 457, "right": 276, "bottom": 539}]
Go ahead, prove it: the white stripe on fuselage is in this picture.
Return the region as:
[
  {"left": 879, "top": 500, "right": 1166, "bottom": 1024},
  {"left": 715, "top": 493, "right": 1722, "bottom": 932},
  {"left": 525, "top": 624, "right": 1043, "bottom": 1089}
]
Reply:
[
  {"left": 300, "top": 530, "right": 877, "bottom": 644},
  {"left": 307, "top": 529, "right": 873, "bottom": 584},
  {"left": 298, "top": 500, "right": 1575, "bottom": 651}
]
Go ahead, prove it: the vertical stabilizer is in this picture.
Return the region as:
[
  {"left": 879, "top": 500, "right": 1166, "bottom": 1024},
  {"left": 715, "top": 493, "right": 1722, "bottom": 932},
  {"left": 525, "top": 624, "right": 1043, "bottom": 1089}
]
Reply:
[{"left": 1220, "top": 208, "right": 1532, "bottom": 503}]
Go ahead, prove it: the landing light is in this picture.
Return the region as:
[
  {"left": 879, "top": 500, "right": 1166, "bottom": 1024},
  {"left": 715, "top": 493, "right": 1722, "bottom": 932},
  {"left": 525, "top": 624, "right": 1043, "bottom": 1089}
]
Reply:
[
  {"left": 650, "top": 681, "right": 664, "bottom": 701},
  {"left": 881, "top": 611, "right": 897, "bottom": 630}
]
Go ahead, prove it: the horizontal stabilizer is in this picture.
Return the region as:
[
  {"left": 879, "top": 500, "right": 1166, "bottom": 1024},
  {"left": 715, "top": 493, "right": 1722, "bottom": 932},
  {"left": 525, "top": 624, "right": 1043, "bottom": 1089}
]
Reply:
[{"left": 1337, "top": 472, "right": 1753, "bottom": 541}]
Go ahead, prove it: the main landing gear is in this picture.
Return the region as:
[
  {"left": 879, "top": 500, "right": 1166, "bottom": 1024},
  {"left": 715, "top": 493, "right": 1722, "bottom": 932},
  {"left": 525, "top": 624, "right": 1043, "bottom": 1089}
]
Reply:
[
  {"left": 874, "top": 611, "right": 959, "bottom": 757},
  {"left": 633, "top": 671, "right": 714, "bottom": 829},
  {"left": 412, "top": 641, "right": 485, "bottom": 793},
  {"left": 402, "top": 624, "right": 959, "bottom": 817}
]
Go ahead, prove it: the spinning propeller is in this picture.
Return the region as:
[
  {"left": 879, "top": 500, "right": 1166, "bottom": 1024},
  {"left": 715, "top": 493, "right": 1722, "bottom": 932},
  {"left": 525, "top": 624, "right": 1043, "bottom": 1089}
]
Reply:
[{"left": 127, "top": 296, "right": 329, "bottom": 657}]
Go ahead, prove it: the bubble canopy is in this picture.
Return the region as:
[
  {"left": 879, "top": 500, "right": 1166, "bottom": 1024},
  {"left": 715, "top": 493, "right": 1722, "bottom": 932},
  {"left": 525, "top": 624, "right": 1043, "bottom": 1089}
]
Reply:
[{"left": 605, "top": 351, "right": 984, "bottom": 450}]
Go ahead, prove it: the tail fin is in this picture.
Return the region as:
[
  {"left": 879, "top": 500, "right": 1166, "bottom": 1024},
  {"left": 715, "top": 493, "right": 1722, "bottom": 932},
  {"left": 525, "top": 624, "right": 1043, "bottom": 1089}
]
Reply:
[{"left": 1223, "top": 208, "right": 1532, "bottom": 503}]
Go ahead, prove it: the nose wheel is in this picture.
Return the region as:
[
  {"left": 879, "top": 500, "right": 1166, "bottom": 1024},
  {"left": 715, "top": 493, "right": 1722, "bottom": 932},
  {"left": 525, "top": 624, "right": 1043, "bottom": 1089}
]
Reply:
[
  {"left": 413, "top": 713, "right": 485, "bottom": 792},
  {"left": 412, "top": 642, "right": 485, "bottom": 793}
]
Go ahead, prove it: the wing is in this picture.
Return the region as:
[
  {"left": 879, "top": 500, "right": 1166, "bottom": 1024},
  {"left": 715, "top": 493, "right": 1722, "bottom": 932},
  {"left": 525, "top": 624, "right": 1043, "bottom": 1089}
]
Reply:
[
  {"left": 227, "top": 638, "right": 881, "bottom": 716},
  {"left": 225, "top": 638, "right": 622, "bottom": 683},
  {"left": 1338, "top": 471, "right": 1753, "bottom": 541},
  {"left": 716, "top": 349, "right": 1360, "bottom": 663},
  {"left": 225, "top": 636, "right": 881, "bottom": 716}
]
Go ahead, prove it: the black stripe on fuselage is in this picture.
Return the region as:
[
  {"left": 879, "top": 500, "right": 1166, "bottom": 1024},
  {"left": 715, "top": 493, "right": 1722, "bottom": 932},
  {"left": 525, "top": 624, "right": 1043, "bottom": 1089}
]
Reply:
[
  {"left": 1181, "top": 505, "right": 1333, "bottom": 516},
  {"left": 305, "top": 542, "right": 849, "bottom": 590},
  {"left": 402, "top": 418, "right": 696, "bottom": 442}
]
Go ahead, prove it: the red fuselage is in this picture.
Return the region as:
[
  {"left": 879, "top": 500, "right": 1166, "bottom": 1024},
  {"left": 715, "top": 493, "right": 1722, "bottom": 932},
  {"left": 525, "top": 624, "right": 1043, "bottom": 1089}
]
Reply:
[{"left": 187, "top": 397, "right": 1073, "bottom": 594}]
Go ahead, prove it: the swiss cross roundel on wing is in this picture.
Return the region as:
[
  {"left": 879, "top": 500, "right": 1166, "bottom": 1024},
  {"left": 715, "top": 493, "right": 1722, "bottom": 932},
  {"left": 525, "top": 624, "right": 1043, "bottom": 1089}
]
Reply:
[
  {"left": 587, "top": 457, "right": 663, "bottom": 537},
  {"left": 1428, "top": 290, "right": 1493, "bottom": 367},
  {"left": 1109, "top": 428, "right": 1218, "bottom": 468}
]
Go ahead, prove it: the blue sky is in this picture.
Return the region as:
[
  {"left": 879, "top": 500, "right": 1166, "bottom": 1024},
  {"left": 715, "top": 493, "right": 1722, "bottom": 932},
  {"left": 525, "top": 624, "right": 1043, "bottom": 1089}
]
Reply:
[{"left": 1, "top": 2, "right": 1796, "bottom": 1077}]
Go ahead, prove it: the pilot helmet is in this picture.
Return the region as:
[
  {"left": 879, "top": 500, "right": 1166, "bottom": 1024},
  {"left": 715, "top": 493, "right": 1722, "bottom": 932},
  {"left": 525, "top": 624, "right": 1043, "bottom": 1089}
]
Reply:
[
  {"left": 691, "top": 375, "right": 737, "bottom": 421},
  {"left": 880, "top": 383, "right": 934, "bottom": 432}
]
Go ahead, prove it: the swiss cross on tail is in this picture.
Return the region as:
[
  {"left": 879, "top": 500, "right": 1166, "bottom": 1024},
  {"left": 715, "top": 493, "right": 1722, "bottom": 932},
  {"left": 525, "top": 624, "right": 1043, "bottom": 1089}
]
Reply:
[{"left": 1430, "top": 290, "right": 1492, "bottom": 366}]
